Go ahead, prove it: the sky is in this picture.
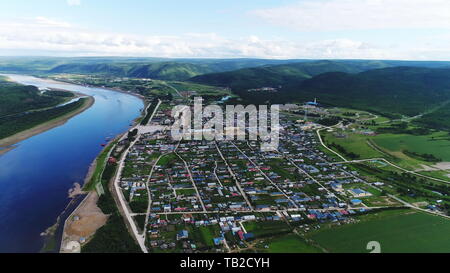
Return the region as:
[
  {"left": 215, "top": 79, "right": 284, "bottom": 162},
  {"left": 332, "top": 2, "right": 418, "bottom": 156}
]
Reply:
[{"left": 1, "top": 0, "right": 450, "bottom": 60}]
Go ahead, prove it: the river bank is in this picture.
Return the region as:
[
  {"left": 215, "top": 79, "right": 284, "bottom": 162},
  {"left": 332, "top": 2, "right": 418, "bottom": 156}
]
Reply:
[
  {"left": 59, "top": 109, "right": 144, "bottom": 252},
  {"left": 59, "top": 93, "right": 152, "bottom": 252},
  {"left": 0, "top": 96, "right": 95, "bottom": 155},
  {"left": 45, "top": 76, "right": 147, "bottom": 101}
]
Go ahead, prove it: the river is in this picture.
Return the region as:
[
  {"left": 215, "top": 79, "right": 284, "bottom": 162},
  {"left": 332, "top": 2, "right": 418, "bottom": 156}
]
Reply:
[{"left": 0, "top": 75, "right": 144, "bottom": 253}]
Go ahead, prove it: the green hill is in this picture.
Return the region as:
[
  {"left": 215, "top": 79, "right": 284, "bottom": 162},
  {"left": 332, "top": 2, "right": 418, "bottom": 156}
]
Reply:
[
  {"left": 49, "top": 63, "right": 128, "bottom": 76},
  {"left": 189, "top": 60, "right": 385, "bottom": 89},
  {"left": 0, "top": 57, "right": 307, "bottom": 80},
  {"left": 2, "top": 57, "right": 450, "bottom": 82},
  {"left": 190, "top": 64, "right": 450, "bottom": 119},
  {"left": 126, "top": 62, "right": 214, "bottom": 80},
  {"left": 299, "top": 67, "right": 450, "bottom": 116},
  {"left": 47, "top": 62, "right": 210, "bottom": 80}
]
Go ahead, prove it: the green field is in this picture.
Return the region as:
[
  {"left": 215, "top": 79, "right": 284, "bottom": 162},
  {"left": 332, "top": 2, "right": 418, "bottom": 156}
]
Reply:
[
  {"left": 417, "top": 170, "right": 450, "bottom": 181},
  {"left": 243, "top": 221, "right": 292, "bottom": 237},
  {"left": 310, "top": 210, "right": 450, "bottom": 253},
  {"left": 157, "top": 153, "right": 178, "bottom": 166},
  {"left": 373, "top": 132, "right": 450, "bottom": 162},
  {"left": 322, "top": 131, "right": 383, "bottom": 159},
  {"left": 265, "top": 234, "right": 322, "bottom": 253},
  {"left": 322, "top": 128, "right": 450, "bottom": 170}
]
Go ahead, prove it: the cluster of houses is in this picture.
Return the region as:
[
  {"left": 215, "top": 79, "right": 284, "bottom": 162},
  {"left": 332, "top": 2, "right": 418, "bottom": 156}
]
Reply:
[{"left": 117, "top": 103, "right": 388, "bottom": 252}]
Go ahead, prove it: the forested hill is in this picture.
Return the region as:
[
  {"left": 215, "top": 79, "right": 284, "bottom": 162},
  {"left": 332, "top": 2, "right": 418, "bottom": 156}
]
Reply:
[
  {"left": 49, "top": 63, "right": 128, "bottom": 76},
  {"left": 48, "top": 62, "right": 212, "bottom": 80},
  {"left": 191, "top": 65, "right": 450, "bottom": 117},
  {"left": 47, "top": 60, "right": 317, "bottom": 81},
  {"left": 189, "top": 60, "right": 384, "bottom": 89},
  {"left": 2, "top": 57, "right": 450, "bottom": 81},
  {"left": 299, "top": 67, "right": 450, "bottom": 116},
  {"left": 8, "top": 58, "right": 305, "bottom": 81},
  {"left": 125, "top": 62, "right": 214, "bottom": 80}
]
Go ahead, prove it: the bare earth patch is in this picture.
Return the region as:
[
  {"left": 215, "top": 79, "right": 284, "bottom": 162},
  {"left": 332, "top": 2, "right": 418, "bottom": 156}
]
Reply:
[
  {"left": 416, "top": 162, "right": 450, "bottom": 172},
  {"left": 432, "top": 162, "right": 450, "bottom": 170},
  {"left": 417, "top": 164, "right": 439, "bottom": 172},
  {"left": 61, "top": 192, "right": 107, "bottom": 253}
]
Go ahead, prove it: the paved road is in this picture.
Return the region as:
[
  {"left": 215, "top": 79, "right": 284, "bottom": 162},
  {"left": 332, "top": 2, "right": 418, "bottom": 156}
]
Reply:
[
  {"left": 112, "top": 99, "right": 163, "bottom": 253},
  {"left": 113, "top": 135, "right": 148, "bottom": 253},
  {"left": 316, "top": 123, "right": 347, "bottom": 161}
]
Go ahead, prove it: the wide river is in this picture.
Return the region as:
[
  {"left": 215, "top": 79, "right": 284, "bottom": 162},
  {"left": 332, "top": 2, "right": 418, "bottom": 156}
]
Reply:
[{"left": 0, "top": 75, "right": 144, "bottom": 252}]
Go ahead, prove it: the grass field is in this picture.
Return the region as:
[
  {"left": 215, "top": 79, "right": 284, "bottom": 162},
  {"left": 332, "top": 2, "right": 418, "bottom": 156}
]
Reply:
[
  {"left": 157, "top": 153, "right": 178, "bottom": 166},
  {"left": 198, "top": 225, "right": 221, "bottom": 247},
  {"left": 243, "top": 221, "right": 292, "bottom": 237},
  {"left": 322, "top": 129, "right": 450, "bottom": 170},
  {"left": 417, "top": 170, "right": 450, "bottom": 181},
  {"left": 265, "top": 234, "right": 322, "bottom": 253},
  {"left": 373, "top": 132, "right": 450, "bottom": 162},
  {"left": 310, "top": 209, "right": 450, "bottom": 253},
  {"left": 322, "top": 131, "right": 384, "bottom": 159}
]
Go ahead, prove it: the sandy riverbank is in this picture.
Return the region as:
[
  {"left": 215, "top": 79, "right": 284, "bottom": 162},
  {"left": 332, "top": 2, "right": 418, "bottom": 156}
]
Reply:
[
  {"left": 60, "top": 191, "right": 108, "bottom": 253},
  {"left": 47, "top": 77, "right": 146, "bottom": 101},
  {"left": 0, "top": 96, "right": 95, "bottom": 156},
  {"left": 59, "top": 105, "right": 145, "bottom": 252}
]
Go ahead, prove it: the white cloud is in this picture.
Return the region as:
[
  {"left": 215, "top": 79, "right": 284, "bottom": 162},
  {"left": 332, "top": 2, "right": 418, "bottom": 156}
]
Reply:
[
  {"left": 0, "top": 17, "right": 448, "bottom": 60},
  {"left": 67, "top": 0, "right": 81, "bottom": 6},
  {"left": 252, "top": 0, "right": 450, "bottom": 31},
  {"left": 34, "top": 17, "right": 71, "bottom": 28}
]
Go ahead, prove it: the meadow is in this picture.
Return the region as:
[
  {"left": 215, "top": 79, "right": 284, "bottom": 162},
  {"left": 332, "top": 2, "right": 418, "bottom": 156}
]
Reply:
[
  {"left": 265, "top": 234, "right": 322, "bottom": 253},
  {"left": 373, "top": 132, "right": 450, "bottom": 162},
  {"left": 310, "top": 209, "right": 450, "bottom": 253},
  {"left": 322, "top": 128, "right": 450, "bottom": 170}
]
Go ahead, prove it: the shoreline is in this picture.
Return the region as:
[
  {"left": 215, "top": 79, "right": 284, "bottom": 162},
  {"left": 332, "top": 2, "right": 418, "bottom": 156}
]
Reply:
[
  {"left": 59, "top": 95, "right": 148, "bottom": 252},
  {"left": 0, "top": 96, "right": 95, "bottom": 155},
  {"left": 42, "top": 76, "right": 146, "bottom": 101},
  {"left": 59, "top": 114, "right": 142, "bottom": 253}
]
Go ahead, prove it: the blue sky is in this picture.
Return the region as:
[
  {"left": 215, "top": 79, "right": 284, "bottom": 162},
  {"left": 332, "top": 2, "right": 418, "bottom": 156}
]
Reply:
[{"left": 1, "top": 0, "right": 450, "bottom": 60}]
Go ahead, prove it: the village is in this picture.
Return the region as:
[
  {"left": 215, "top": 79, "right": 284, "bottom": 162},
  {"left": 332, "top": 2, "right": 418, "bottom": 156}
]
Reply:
[{"left": 111, "top": 98, "right": 402, "bottom": 253}]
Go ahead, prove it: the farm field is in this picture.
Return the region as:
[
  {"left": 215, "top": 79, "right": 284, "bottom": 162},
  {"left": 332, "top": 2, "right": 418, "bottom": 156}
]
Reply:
[
  {"left": 309, "top": 209, "right": 450, "bottom": 253},
  {"left": 373, "top": 132, "right": 450, "bottom": 162}
]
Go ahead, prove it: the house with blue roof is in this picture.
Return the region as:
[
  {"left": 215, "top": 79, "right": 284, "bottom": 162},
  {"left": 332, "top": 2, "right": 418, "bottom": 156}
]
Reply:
[{"left": 177, "top": 230, "right": 189, "bottom": 240}]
